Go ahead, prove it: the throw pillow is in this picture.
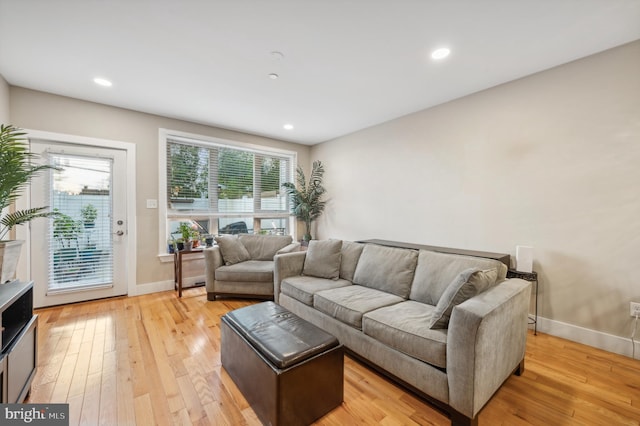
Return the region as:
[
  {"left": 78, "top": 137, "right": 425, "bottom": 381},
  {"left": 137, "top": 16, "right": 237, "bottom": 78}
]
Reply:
[
  {"left": 428, "top": 267, "right": 498, "bottom": 329},
  {"left": 302, "top": 239, "right": 343, "bottom": 280},
  {"left": 214, "top": 235, "right": 251, "bottom": 265}
]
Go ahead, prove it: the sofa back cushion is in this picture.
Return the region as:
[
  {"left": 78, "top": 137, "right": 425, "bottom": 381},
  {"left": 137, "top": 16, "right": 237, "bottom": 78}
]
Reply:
[
  {"left": 352, "top": 244, "right": 418, "bottom": 298},
  {"left": 340, "top": 241, "right": 365, "bottom": 281},
  {"left": 238, "top": 234, "right": 293, "bottom": 260},
  {"left": 303, "top": 239, "right": 342, "bottom": 279},
  {"left": 215, "top": 235, "right": 251, "bottom": 265},
  {"left": 410, "top": 250, "right": 507, "bottom": 305}
]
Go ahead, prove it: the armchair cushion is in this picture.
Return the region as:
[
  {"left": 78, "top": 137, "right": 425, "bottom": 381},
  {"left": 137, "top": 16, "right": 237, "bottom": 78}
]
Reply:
[
  {"left": 303, "top": 239, "right": 342, "bottom": 279},
  {"left": 215, "top": 235, "right": 250, "bottom": 265},
  {"left": 239, "top": 234, "right": 293, "bottom": 260},
  {"left": 215, "top": 260, "right": 275, "bottom": 282}
]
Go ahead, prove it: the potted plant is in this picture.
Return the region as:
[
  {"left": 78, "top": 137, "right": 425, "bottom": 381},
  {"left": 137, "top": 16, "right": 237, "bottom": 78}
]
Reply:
[
  {"left": 281, "top": 160, "right": 327, "bottom": 242},
  {"left": 81, "top": 203, "right": 98, "bottom": 228},
  {"left": 178, "top": 222, "right": 194, "bottom": 251},
  {"left": 0, "top": 124, "right": 58, "bottom": 283},
  {"left": 52, "top": 210, "right": 82, "bottom": 259},
  {"left": 191, "top": 231, "right": 201, "bottom": 248}
]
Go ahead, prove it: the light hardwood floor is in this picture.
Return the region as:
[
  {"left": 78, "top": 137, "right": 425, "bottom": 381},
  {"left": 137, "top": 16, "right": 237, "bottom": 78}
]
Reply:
[{"left": 28, "top": 287, "right": 640, "bottom": 425}]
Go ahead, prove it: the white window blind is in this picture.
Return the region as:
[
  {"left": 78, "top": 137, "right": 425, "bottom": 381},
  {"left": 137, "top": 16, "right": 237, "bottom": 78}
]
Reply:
[
  {"left": 165, "top": 136, "right": 293, "bottom": 237},
  {"left": 46, "top": 153, "right": 113, "bottom": 291}
]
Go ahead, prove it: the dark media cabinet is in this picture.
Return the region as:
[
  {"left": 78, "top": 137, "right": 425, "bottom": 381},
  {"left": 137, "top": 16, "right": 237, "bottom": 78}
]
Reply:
[{"left": 0, "top": 280, "right": 37, "bottom": 403}]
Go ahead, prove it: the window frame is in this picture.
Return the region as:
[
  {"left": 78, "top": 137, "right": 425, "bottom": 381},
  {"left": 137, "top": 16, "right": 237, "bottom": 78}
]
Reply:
[{"left": 158, "top": 129, "right": 297, "bottom": 261}]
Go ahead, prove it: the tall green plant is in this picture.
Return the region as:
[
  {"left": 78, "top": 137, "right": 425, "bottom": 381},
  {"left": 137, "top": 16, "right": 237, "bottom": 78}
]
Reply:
[
  {"left": 52, "top": 210, "right": 82, "bottom": 249},
  {"left": 281, "top": 160, "right": 327, "bottom": 241},
  {"left": 0, "top": 124, "right": 58, "bottom": 240}
]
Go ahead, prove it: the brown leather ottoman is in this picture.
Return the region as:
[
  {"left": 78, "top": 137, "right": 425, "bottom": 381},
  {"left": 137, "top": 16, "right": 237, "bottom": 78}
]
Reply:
[{"left": 221, "top": 301, "right": 343, "bottom": 426}]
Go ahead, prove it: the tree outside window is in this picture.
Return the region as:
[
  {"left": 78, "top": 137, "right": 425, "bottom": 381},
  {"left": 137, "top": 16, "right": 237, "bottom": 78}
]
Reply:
[
  {"left": 165, "top": 137, "right": 293, "bottom": 246},
  {"left": 168, "top": 144, "right": 208, "bottom": 200},
  {"left": 218, "top": 148, "right": 253, "bottom": 200}
]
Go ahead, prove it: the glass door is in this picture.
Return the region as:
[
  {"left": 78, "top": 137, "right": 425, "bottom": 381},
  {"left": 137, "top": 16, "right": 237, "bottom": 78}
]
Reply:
[
  {"left": 49, "top": 154, "right": 113, "bottom": 291},
  {"left": 30, "top": 141, "right": 128, "bottom": 307}
]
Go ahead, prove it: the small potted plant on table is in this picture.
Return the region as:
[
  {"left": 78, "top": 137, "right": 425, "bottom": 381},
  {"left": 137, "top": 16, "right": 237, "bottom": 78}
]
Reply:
[{"left": 178, "top": 222, "right": 194, "bottom": 251}]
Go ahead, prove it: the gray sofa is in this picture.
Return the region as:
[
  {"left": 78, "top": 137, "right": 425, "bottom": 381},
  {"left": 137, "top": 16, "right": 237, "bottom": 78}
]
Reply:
[
  {"left": 274, "top": 240, "right": 531, "bottom": 426},
  {"left": 203, "top": 234, "right": 300, "bottom": 301}
]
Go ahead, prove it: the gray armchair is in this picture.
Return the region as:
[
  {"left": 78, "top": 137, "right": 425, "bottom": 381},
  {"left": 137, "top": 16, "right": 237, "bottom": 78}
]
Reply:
[{"left": 203, "top": 234, "right": 300, "bottom": 301}]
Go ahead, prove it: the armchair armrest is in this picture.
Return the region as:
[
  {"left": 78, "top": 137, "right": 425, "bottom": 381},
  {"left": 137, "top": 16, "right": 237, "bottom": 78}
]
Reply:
[
  {"left": 273, "top": 251, "right": 306, "bottom": 304},
  {"left": 277, "top": 242, "right": 301, "bottom": 255},
  {"left": 446, "top": 278, "right": 531, "bottom": 419},
  {"left": 203, "top": 246, "right": 224, "bottom": 293}
]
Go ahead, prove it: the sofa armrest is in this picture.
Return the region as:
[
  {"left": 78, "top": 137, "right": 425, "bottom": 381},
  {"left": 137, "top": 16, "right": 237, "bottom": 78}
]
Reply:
[
  {"left": 203, "top": 246, "right": 224, "bottom": 293},
  {"left": 273, "top": 251, "right": 306, "bottom": 303},
  {"left": 446, "top": 278, "right": 531, "bottom": 418},
  {"left": 277, "top": 242, "right": 301, "bottom": 255}
]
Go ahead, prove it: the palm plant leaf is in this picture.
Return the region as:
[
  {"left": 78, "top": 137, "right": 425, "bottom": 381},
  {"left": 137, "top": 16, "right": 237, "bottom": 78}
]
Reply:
[
  {"left": 0, "top": 124, "right": 59, "bottom": 239},
  {"left": 308, "top": 160, "right": 325, "bottom": 185},
  {"left": 0, "top": 208, "right": 58, "bottom": 240},
  {"left": 0, "top": 164, "right": 53, "bottom": 211},
  {"left": 295, "top": 166, "right": 308, "bottom": 194}
]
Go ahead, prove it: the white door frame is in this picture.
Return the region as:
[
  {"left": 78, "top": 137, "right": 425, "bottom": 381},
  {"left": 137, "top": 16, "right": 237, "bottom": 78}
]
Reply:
[{"left": 15, "top": 129, "right": 137, "bottom": 298}]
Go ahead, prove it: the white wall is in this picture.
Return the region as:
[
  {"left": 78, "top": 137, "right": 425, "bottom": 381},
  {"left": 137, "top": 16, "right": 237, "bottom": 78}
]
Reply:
[
  {"left": 0, "top": 74, "right": 9, "bottom": 123},
  {"left": 10, "top": 88, "right": 311, "bottom": 288},
  {"left": 311, "top": 41, "right": 640, "bottom": 351}
]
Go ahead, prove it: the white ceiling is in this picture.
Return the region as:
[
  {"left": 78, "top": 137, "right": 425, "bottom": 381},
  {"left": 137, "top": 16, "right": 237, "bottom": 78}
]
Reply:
[{"left": 1, "top": 1, "right": 639, "bottom": 145}]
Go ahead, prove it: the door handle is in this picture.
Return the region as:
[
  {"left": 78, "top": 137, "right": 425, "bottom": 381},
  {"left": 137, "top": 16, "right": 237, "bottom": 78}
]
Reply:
[{"left": 114, "top": 230, "right": 124, "bottom": 236}]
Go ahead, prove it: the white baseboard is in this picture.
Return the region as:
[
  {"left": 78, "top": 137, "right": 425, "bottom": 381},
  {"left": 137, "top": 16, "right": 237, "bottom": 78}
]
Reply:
[
  {"left": 132, "top": 279, "right": 174, "bottom": 296},
  {"left": 132, "top": 275, "right": 206, "bottom": 296},
  {"left": 536, "top": 316, "right": 640, "bottom": 360}
]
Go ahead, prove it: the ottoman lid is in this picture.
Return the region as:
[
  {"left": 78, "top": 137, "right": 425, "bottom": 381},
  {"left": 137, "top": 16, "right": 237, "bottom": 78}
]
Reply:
[{"left": 223, "top": 301, "right": 339, "bottom": 369}]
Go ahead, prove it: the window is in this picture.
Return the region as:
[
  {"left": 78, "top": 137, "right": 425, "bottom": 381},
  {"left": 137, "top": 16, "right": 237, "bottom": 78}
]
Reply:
[
  {"left": 159, "top": 130, "right": 296, "bottom": 254},
  {"left": 47, "top": 153, "right": 114, "bottom": 290}
]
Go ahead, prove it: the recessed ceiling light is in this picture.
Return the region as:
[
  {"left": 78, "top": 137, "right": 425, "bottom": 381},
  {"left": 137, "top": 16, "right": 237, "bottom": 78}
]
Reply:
[
  {"left": 283, "top": 124, "right": 294, "bottom": 130},
  {"left": 431, "top": 48, "right": 451, "bottom": 60},
  {"left": 269, "top": 73, "right": 279, "bottom": 80},
  {"left": 93, "top": 77, "right": 112, "bottom": 87}
]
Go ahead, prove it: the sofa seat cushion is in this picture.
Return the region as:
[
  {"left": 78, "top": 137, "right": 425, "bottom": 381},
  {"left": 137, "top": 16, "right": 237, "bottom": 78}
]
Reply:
[
  {"left": 281, "top": 275, "right": 352, "bottom": 306},
  {"left": 410, "top": 250, "right": 507, "bottom": 305},
  {"left": 215, "top": 260, "right": 274, "bottom": 282},
  {"left": 362, "top": 301, "right": 447, "bottom": 368},
  {"left": 313, "top": 285, "right": 404, "bottom": 330}
]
